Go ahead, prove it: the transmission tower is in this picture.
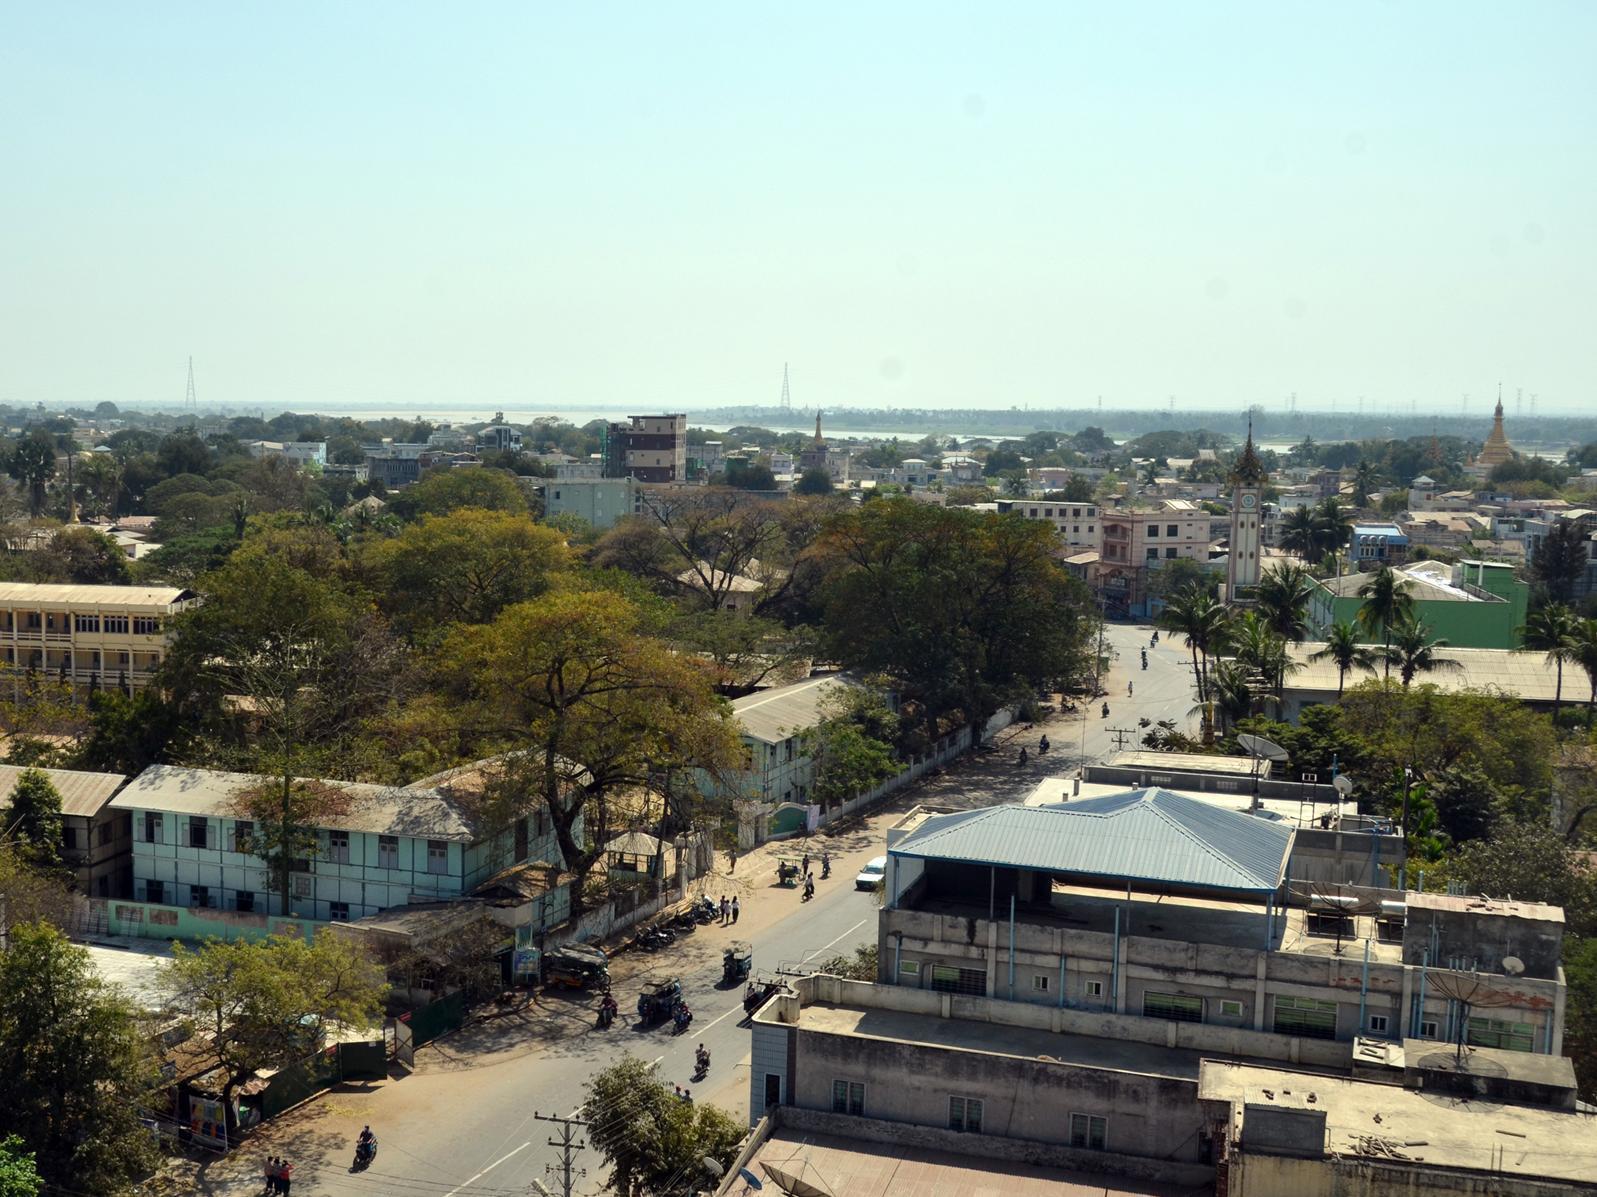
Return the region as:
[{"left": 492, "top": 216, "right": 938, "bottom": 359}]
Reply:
[
  {"left": 534, "top": 1111, "right": 588, "bottom": 1197},
  {"left": 779, "top": 362, "right": 792, "bottom": 413},
  {"left": 184, "top": 356, "right": 198, "bottom": 414}
]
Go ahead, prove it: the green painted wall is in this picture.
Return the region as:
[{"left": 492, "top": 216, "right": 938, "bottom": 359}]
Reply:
[{"left": 1308, "top": 567, "right": 1528, "bottom": 650}]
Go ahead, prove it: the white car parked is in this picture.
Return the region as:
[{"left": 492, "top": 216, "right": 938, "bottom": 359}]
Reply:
[{"left": 855, "top": 856, "right": 887, "bottom": 891}]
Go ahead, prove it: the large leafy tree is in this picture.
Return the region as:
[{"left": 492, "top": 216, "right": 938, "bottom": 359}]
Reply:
[
  {"left": 800, "top": 686, "right": 901, "bottom": 810},
  {"left": 163, "top": 931, "right": 387, "bottom": 1132},
  {"left": 0, "top": 1136, "right": 41, "bottom": 1197},
  {"left": 440, "top": 589, "right": 742, "bottom": 912},
  {"left": 386, "top": 467, "right": 529, "bottom": 520},
  {"left": 2, "top": 769, "right": 64, "bottom": 867},
  {"left": 583, "top": 1055, "right": 747, "bottom": 1197},
  {"left": 819, "top": 500, "right": 1092, "bottom": 739},
  {"left": 6, "top": 431, "right": 56, "bottom": 516},
  {"left": 1519, "top": 603, "right": 1581, "bottom": 727},
  {"left": 0, "top": 924, "right": 158, "bottom": 1192},
  {"left": 363, "top": 507, "right": 571, "bottom": 636}
]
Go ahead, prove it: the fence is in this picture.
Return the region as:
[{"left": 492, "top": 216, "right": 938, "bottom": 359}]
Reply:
[
  {"left": 402, "top": 990, "right": 468, "bottom": 1048},
  {"left": 257, "top": 1039, "right": 387, "bottom": 1121}
]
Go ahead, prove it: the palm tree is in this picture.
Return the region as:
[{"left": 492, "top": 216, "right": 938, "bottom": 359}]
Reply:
[
  {"left": 1518, "top": 603, "right": 1581, "bottom": 728},
  {"left": 1384, "top": 614, "right": 1461, "bottom": 687},
  {"left": 1202, "top": 660, "right": 1259, "bottom": 735},
  {"left": 1310, "top": 620, "right": 1379, "bottom": 697},
  {"left": 1228, "top": 611, "right": 1298, "bottom": 704},
  {"left": 1311, "top": 497, "right": 1352, "bottom": 560},
  {"left": 1571, "top": 618, "right": 1597, "bottom": 729},
  {"left": 1352, "top": 460, "right": 1379, "bottom": 508},
  {"left": 1280, "top": 507, "right": 1318, "bottom": 561},
  {"left": 1356, "top": 566, "right": 1415, "bottom": 678},
  {"left": 1255, "top": 562, "right": 1315, "bottom": 645},
  {"left": 1158, "top": 585, "right": 1232, "bottom": 702}
]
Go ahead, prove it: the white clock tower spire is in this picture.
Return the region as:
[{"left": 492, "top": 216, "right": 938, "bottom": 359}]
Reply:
[{"left": 1227, "top": 417, "right": 1268, "bottom": 599}]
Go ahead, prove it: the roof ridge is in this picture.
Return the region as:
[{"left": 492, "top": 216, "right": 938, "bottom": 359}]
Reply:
[{"left": 1138, "top": 789, "right": 1259, "bottom": 887}]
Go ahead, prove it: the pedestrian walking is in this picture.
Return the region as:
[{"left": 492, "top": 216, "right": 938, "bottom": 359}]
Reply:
[
  {"left": 801, "top": 851, "right": 810, "bottom": 875},
  {"left": 731, "top": 896, "right": 740, "bottom": 924},
  {"left": 683, "top": 1088, "right": 693, "bottom": 1104},
  {"left": 719, "top": 894, "right": 730, "bottom": 924},
  {"left": 728, "top": 847, "right": 737, "bottom": 874},
  {"left": 674, "top": 1084, "right": 683, "bottom": 1099}
]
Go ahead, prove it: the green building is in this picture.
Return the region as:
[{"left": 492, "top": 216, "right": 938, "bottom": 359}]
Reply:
[{"left": 1307, "top": 559, "right": 1528, "bottom": 650}]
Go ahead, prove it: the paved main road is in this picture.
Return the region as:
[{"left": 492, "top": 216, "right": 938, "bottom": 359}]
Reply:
[{"left": 180, "top": 621, "right": 1198, "bottom": 1196}]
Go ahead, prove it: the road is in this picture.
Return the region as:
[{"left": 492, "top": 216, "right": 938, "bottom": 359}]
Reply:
[{"left": 183, "top": 621, "right": 1198, "bottom": 1196}]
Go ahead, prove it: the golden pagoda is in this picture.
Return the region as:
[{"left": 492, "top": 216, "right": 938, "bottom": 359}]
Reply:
[{"left": 1478, "top": 390, "right": 1515, "bottom": 468}]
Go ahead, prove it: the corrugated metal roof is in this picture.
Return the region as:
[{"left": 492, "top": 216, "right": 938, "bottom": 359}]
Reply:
[
  {"left": 889, "top": 787, "right": 1294, "bottom": 894},
  {"left": 731, "top": 675, "right": 851, "bottom": 745},
  {"left": 0, "top": 582, "right": 193, "bottom": 607},
  {"left": 0, "top": 764, "right": 127, "bottom": 817},
  {"left": 109, "top": 765, "right": 479, "bottom": 841},
  {"left": 1286, "top": 642, "right": 1561, "bottom": 701}
]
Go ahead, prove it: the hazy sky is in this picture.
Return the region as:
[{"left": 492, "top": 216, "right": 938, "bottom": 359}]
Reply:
[{"left": 1, "top": 2, "right": 1592, "bottom": 414}]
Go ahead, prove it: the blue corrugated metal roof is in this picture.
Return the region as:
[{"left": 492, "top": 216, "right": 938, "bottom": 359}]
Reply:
[{"left": 890, "top": 787, "right": 1293, "bottom": 894}]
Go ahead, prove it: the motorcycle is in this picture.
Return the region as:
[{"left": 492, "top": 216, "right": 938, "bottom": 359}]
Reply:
[
  {"left": 597, "top": 997, "right": 618, "bottom": 1029},
  {"left": 1101, "top": 703, "right": 1110, "bottom": 719},
  {"left": 668, "top": 910, "right": 698, "bottom": 934},
  {"left": 1038, "top": 736, "right": 1050, "bottom": 755},
  {"left": 694, "top": 1046, "right": 711, "bottom": 1079},
  {"left": 672, "top": 1002, "right": 694, "bottom": 1034},
  {"left": 638, "top": 924, "right": 675, "bottom": 951},
  {"left": 821, "top": 855, "right": 831, "bottom": 879},
  {"left": 801, "top": 879, "right": 815, "bottom": 902},
  {"left": 352, "top": 1138, "right": 377, "bottom": 1171},
  {"left": 691, "top": 896, "right": 719, "bottom": 923}
]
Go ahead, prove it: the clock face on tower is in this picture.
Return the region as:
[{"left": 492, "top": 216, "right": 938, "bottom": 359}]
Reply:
[{"left": 1240, "top": 493, "right": 1257, "bottom": 510}]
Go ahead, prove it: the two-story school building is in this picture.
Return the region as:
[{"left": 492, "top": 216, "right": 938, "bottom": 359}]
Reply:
[
  {"left": 0, "top": 582, "right": 195, "bottom": 694},
  {"left": 109, "top": 764, "right": 568, "bottom": 923}
]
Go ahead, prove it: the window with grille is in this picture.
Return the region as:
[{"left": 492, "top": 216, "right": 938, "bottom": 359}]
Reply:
[
  {"left": 145, "top": 879, "right": 164, "bottom": 904},
  {"left": 1070, "top": 1113, "right": 1106, "bottom": 1151},
  {"left": 1273, "top": 995, "right": 1338, "bottom": 1040},
  {"left": 1219, "top": 999, "right": 1244, "bottom": 1019},
  {"left": 191, "top": 885, "right": 211, "bottom": 908},
  {"left": 379, "top": 835, "right": 399, "bottom": 869},
  {"left": 329, "top": 902, "right": 350, "bottom": 922},
  {"left": 949, "top": 1096, "right": 983, "bottom": 1133},
  {"left": 831, "top": 1080, "right": 864, "bottom": 1116},
  {"left": 930, "top": 965, "right": 986, "bottom": 995},
  {"left": 75, "top": 614, "right": 100, "bottom": 632},
  {"left": 1143, "top": 991, "right": 1203, "bottom": 1023},
  {"left": 132, "top": 617, "right": 161, "bottom": 635},
  {"left": 293, "top": 874, "right": 312, "bottom": 899},
  {"left": 1468, "top": 1018, "right": 1534, "bottom": 1052},
  {"left": 1032, "top": 975, "right": 1049, "bottom": 992},
  {"left": 1085, "top": 980, "right": 1104, "bottom": 998},
  {"left": 1306, "top": 912, "right": 1355, "bottom": 938},
  {"left": 1376, "top": 916, "right": 1404, "bottom": 943},
  {"left": 327, "top": 830, "right": 351, "bottom": 864},
  {"left": 104, "top": 615, "right": 129, "bottom": 634}
]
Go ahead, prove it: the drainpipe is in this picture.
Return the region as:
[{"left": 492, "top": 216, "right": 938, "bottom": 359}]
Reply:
[
  {"left": 1413, "top": 948, "right": 1429, "bottom": 1038},
  {"left": 1057, "top": 952, "right": 1067, "bottom": 1010},
  {"left": 1008, "top": 895, "right": 1017, "bottom": 1001},
  {"left": 893, "top": 931, "right": 902, "bottom": 985},
  {"left": 1358, "top": 938, "right": 1371, "bottom": 1035},
  {"left": 1111, "top": 908, "right": 1121, "bottom": 1013}
]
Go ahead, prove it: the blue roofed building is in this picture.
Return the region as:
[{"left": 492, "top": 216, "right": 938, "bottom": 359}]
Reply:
[
  {"left": 1349, "top": 522, "right": 1408, "bottom": 566},
  {"left": 876, "top": 788, "right": 1566, "bottom": 1055}
]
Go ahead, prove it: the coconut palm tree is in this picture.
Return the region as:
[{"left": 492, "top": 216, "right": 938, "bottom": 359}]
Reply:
[
  {"left": 1311, "top": 497, "right": 1352, "bottom": 560},
  {"left": 1571, "top": 618, "right": 1597, "bottom": 729},
  {"left": 1158, "top": 584, "right": 1232, "bottom": 702},
  {"left": 1518, "top": 603, "right": 1581, "bottom": 728},
  {"left": 1255, "top": 562, "right": 1315, "bottom": 646},
  {"left": 1356, "top": 566, "right": 1415, "bottom": 678},
  {"left": 1384, "top": 614, "right": 1461, "bottom": 687},
  {"left": 1352, "top": 460, "right": 1379, "bottom": 508},
  {"left": 1309, "top": 620, "right": 1379, "bottom": 697},
  {"left": 1228, "top": 611, "right": 1299, "bottom": 704},
  {"left": 1201, "top": 659, "right": 1260, "bottom": 735},
  {"left": 1279, "top": 507, "right": 1318, "bottom": 561}
]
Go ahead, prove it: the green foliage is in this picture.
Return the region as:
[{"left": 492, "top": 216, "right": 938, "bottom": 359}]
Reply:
[
  {"left": 1451, "top": 823, "right": 1596, "bottom": 937},
  {"left": 815, "top": 942, "right": 879, "bottom": 980},
  {"left": 1519, "top": 603, "right": 1582, "bottom": 724},
  {"left": 6, "top": 431, "right": 56, "bottom": 516},
  {"left": 0, "top": 847, "right": 74, "bottom": 930},
  {"left": 1529, "top": 521, "right": 1588, "bottom": 606},
  {"left": 1489, "top": 455, "right": 1568, "bottom": 489},
  {"left": 164, "top": 931, "right": 388, "bottom": 1119},
  {"left": 364, "top": 508, "right": 572, "bottom": 636},
  {"left": 820, "top": 500, "right": 1093, "bottom": 735},
  {"left": 1149, "top": 557, "right": 1215, "bottom": 602},
  {"left": 2, "top": 769, "right": 64, "bottom": 867},
  {"left": 387, "top": 468, "right": 529, "bottom": 520},
  {"left": 0, "top": 1134, "right": 42, "bottom": 1197},
  {"left": 0, "top": 923, "right": 158, "bottom": 1192},
  {"left": 74, "top": 690, "right": 182, "bottom": 776},
  {"left": 723, "top": 458, "right": 778, "bottom": 490},
  {"left": 801, "top": 687, "right": 900, "bottom": 808},
  {"left": 35, "top": 526, "right": 132, "bottom": 584},
  {"left": 982, "top": 446, "right": 1024, "bottom": 476},
  {"left": 793, "top": 466, "right": 834, "bottom": 495},
  {"left": 583, "top": 1055, "right": 747, "bottom": 1197}
]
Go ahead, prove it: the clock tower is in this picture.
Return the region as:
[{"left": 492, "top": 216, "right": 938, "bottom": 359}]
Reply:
[{"left": 1227, "top": 419, "right": 1268, "bottom": 598}]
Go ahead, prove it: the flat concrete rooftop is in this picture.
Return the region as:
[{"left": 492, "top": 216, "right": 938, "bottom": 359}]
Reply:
[
  {"left": 1200, "top": 1058, "right": 1597, "bottom": 1183},
  {"left": 790, "top": 1000, "right": 1205, "bottom": 1081},
  {"left": 742, "top": 1130, "right": 1190, "bottom": 1197}
]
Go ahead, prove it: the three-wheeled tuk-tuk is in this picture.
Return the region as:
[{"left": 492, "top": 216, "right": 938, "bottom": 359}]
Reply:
[{"left": 722, "top": 941, "right": 752, "bottom": 985}]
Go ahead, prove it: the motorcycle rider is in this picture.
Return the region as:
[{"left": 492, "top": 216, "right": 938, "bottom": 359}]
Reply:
[
  {"left": 802, "top": 873, "right": 815, "bottom": 900},
  {"left": 821, "top": 852, "right": 831, "bottom": 879},
  {"left": 696, "top": 1043, "right": 711, "bottom": 1073},
  {"left": 1038, "top": 735, "right": 1049, "bottom": 754},
  {"left": 356, "top": 1126, "right": 376, "bottom": 1165},
  {"left": 1101, "top": 702, "right": 1110, "bottom": 718},
  {"left": 598, "top": 992, "right": 618, "bottom": 1027},
  {"left": 674, "top": 1001, "right": 692, "bottom": 1031},
  {"left": 1128, "top": 681, "right": 1133, "bottom": 696}
]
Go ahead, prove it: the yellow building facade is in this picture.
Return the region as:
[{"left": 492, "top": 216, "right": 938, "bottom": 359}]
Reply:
[{"left": 0, "top": 582, "right": 194, "bottom": 692}]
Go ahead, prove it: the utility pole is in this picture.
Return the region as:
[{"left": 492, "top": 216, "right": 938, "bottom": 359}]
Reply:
[
  {"left": 534, "top": 1112, "right": 587, "bottom": 1197},
  {"left": 1108, "top": 726, "right": 1138, "bottom": 751}
]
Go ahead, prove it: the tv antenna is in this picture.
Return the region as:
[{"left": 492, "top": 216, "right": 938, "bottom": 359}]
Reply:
[
  {"left": 779, "top": 362, "right": 792, "bottom": 413},
  {"left": 184, "top": 356, "right": 198, "bottom": 414}
]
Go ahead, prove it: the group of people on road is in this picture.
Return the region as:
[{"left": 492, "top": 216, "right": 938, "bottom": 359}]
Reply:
[
  {"left": 262, "top": 1156, "right": 294, "bottom": 1194},
  {"left": 672, "top": 1085, "right": 694, "bottom": 1103},
  {"left": 715, "top": 894, "right": 741, "bottom": 924}
]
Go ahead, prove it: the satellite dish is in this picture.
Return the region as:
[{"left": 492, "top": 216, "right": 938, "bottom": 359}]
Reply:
[
  {"left": 1238, "top": 733, "right": 1289, "bottom": 763},
  {"left": 1502, "top": 956, "right": 1525, "bottom": 977},
  {"left": 1333, "top": 774, "right": 1354, "bottom": 797},
  {"left": 702, "top": 1157, "right": 726, "bottom": 1178},
  {"left": 739, "top": 1169, "right": 765, "bottom": 1190}
]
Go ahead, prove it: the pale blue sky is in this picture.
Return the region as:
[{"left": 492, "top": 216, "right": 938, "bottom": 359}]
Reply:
[{"left": 1, "top": 2, "right": 1592, "bottom": 414}]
